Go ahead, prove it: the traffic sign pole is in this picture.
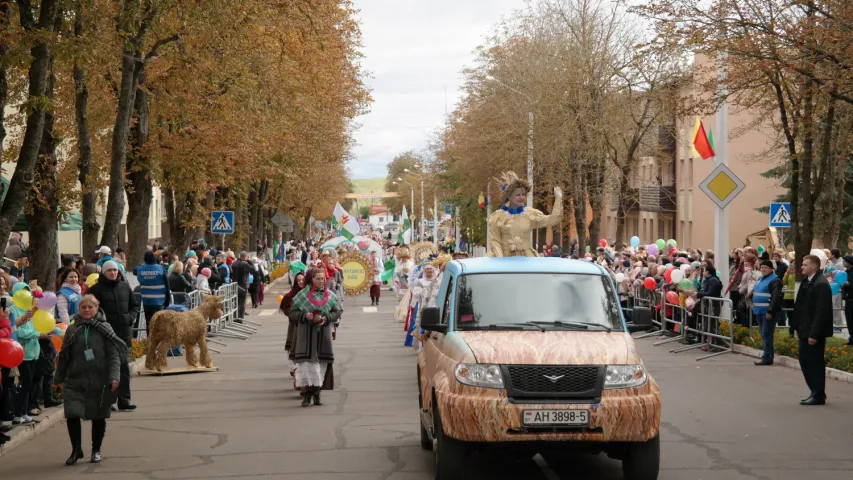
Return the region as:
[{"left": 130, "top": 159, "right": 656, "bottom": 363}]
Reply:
[{"left": 715, "top": 56, "right": 729, "bottom": 294}]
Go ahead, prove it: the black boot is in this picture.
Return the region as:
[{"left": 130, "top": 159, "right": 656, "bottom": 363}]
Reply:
[
  {"left": 91, "top": 419, "right": 105, "bottom": 463},
  {"left": 66, "top": 419, "right": 84, "bottom": 466},
  {"left": 301, "top": 392, "right": 312, "bottom": 407},
  {"left": 313, "top": 391, "right": 322, "bottom": 406}
]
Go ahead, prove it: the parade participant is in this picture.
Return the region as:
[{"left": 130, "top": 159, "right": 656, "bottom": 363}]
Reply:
[
  {"left": 289, "top": 267, "right": 341, "bottom": 407},
  {"left": 280, "top": 272, "right": 307, "bottom": 388},
  {"left": 487, "top": 171, "right": 563, "bottom": 257},
  {"left": 406, "top": 263, "right": 439, "bottom": 350},
  {"left": 55, "top": 295, "right": 125, "bottom": 465},
  {"left": 393, "top": 246, "right": 414, "bottom": 299},
  {"left": 369, "top": 251, "right": 383, "bottom": 305}
]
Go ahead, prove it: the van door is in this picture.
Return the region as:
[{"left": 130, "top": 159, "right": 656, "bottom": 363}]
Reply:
[{"left": 423, "top": 273, "right": 454, "bottom": 403}]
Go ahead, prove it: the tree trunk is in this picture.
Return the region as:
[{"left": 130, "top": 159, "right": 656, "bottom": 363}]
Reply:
[
  {"left": 0, "top": 1, "right": 10, "bottom": 165},
  {"left": 164, "top": 187, "right": 177, "bottom": 246},
  {"left": 73, "top": 2, "right": 99, "bottom": 257},
  {"left": 794, "top": 81, "right": 818, "bottom": 273},
  {"left": 124, "top": 68, "right": 152, "bottom": 269},
  {"left": 587, "top": 165, "right": 606, "bottom": 247},
  {"left": 25, "top": 48, "right": 58, "bottom": 290},
  {"left": 0, "top": 0, "right": 60, "bottom": 246}
]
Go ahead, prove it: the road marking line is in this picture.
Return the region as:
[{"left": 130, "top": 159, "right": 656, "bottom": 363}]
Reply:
[
  {"left": 533, "top": 454, "right": 560, "bottom": 480},
  {"left": 362, "top": 307, "right": 378, "bottom": 313},
  {"left": 259, "top": 310, "right": 276, "bottom": 316}
]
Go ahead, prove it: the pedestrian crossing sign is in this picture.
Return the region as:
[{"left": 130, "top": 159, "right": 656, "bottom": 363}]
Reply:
[
  {"left": 769, "top": 202, "right": 791, "bottom": 227},
  {"left": 211, "top": 211, "right": 235, "bottom": 234}
]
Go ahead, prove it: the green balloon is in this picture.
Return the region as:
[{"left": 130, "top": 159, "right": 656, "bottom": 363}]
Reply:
[
  {"left": 757, "top": 244, "right": 765, "bottom": 254},
  {"left": 667, "top": 239, "right": 677, "bottom": 248},
  {"left": 656, "top": 239, "right": 665, "bottom": 250},
  {"left": 585, "top": 245, "right": 590, "bottom": 253},
  {"left": 678, "top": 279, "right": 692, "bottom": 290}
]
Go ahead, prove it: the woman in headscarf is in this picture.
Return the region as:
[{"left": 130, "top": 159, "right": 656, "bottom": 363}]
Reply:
[
  {"left": 55, "top": 295, "right": 125, "bottom": 465},
  {"left": 280, "top": 271, "right": 306, "bottom": 389},
  {"left": 407, "top": 263, "right": 439, "bottom": 351},
  {"left": 289, "top": 266, "right": 342, "bottom": 407}
]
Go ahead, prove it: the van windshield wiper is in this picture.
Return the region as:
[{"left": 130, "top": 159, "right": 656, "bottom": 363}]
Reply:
[
  {"left": 459, "top": 322, "right": 544, "bottom": 331},
  {"left": 530, "top": 321, "right": 612, "bottom": 333}
]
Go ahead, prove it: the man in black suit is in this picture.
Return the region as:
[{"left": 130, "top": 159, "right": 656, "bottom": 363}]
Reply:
[{"left": 791, "top": 255, "right": 834, "bottom": 405}]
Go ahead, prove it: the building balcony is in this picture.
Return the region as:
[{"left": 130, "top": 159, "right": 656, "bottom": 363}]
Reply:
[{"left": 610, "top": 185, "right": 676, "bottom": 213}]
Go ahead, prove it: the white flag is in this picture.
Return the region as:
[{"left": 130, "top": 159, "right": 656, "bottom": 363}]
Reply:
[
  {"left": 333, "top": 202, "right": 361, "bottom": 240},
  {"left": 398, "top": 205, "right": 412, "bottom": 244}
]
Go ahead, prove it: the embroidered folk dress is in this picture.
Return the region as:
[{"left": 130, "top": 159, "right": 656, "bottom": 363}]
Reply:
[
  {"left": 487, "top": 195, "right": 563, "bottom": 257},
  {"left": 289, "top": 286, "right": 342, "bottom": 389}
]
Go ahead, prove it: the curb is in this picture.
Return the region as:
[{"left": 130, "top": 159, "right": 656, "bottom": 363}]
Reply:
[
  {"left": 0, "top": 355, "right": 148, "bottom": 459},
  {"left": 733, "top": 344, "right": 853, "bottom": 384}
]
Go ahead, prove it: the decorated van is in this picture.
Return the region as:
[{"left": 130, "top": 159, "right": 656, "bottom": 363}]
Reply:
[{"left": 416, "top": 257, "right": 660, "bottom": 480}]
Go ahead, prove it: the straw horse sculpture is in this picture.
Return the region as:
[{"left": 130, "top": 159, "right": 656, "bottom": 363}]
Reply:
[{"left": 145, "top": 295, "right": 223, "bottom": 372}]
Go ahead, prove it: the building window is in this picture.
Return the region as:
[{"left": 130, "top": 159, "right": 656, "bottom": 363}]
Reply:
[{"left": 687, "top": 157, "right": 693, "bottom": 187}]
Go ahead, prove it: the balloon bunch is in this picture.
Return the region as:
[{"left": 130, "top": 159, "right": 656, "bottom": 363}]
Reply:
[{"left": 831, "top": 270, "right": 847, "bottom": 296}]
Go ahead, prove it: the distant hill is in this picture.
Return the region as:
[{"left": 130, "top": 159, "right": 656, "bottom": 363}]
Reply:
[{"left": 351, "top": 178, "right": 386, "bottom": 194}]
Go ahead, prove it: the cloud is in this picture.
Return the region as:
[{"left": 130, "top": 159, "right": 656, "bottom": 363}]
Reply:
[{"left": 349, "top": 0, "right": 521, "bottom": 180}]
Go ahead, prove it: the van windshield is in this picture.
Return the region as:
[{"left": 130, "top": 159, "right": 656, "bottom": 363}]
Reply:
[{"left": 454, "top": 273, "right": 622, "bottom": 330}]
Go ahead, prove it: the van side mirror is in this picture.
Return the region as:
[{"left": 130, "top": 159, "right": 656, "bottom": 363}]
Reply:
[
  {"left": 420, "top": 307, "right": 447, "bottom": 333},
  {"left": 628, "top": 306, "right": 653, "bottom": 333}
]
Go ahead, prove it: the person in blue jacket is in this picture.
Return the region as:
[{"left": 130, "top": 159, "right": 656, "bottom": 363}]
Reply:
[{"left": 133, "top": 251, "right": 171, "bottom": 334}]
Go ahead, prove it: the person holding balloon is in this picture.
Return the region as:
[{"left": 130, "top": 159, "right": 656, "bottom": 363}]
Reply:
[
  {"left": 9, "top": 282, "right": 41, "bottom": 425},
  {"left": 28, "top": 289, "right": 63, "bottom": 414}
]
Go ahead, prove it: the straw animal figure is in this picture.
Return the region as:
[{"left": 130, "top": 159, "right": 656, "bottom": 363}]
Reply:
[{"left": 145, "top": 295, "right": 223, "bottom": 372}]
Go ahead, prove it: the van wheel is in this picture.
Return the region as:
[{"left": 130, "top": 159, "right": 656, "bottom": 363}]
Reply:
[
  {"left": 433, "top": 405, "right": 466, "bottom": 480},
  {"left": 420, "top": 411, "right": 433, "bottom": 450},
  {"left": 621, "top": 435, "right": 660, "bottom": 480}
]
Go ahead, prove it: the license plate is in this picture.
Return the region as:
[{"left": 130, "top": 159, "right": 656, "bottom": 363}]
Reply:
[{"left": 522, "top": 409, "right": 589, "bottom": 426}]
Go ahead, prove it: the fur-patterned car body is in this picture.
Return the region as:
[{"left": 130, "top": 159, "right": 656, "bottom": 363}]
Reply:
[{"left": 417, "top": 258, "right": 661, "bottom": 479}]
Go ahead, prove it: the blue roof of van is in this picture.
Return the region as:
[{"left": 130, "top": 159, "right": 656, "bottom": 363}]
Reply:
[{"left": 450, "top": 257, "right": 605, "bottom": 275}]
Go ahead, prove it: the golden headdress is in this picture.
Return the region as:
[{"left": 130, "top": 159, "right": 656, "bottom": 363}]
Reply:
[
  {"left": 497, "top": 171, "right": 531, "bottom": 204},
  {"left": 395, "top": 245, "right": 412, "bottom": 260},
  {"left": 431, "top": 254, "right": 452, "bottom": 271}
]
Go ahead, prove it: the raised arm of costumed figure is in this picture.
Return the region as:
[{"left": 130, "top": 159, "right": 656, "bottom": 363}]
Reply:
[{"left": 528, "top": 186, "right": 563, "bottom": 229}]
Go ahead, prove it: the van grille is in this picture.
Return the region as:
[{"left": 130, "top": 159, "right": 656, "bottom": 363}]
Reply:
[{"left": 504, "top": 365, "right": 603, "bottom": 400}]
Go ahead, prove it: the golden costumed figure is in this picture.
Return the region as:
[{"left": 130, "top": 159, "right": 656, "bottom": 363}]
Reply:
[{"left": 487, "top": 171, "right": 563, "bottom": 257}]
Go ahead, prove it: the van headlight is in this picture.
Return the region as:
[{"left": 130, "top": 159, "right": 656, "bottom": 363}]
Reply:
[
  {"left": 604, "top": 365, "right": 647, "bottom": 389},
  {"left": 455, "top": 363, "right": 504, "bottom": 389}
]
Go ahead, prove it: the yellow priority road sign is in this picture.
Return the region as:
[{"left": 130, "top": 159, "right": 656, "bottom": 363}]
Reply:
[{"left": 699, "top": 163, "right": 745, "bottom": 209}]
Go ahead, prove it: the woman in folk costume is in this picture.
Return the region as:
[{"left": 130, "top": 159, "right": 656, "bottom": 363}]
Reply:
[
  {"left": 394, "top": 246, "right": 415, "bottom": 323},
  {"left": 280, "top": 271, "right": 307, "bottom": 389},
  {"left": 487, "top": 171, "right": 563, "bottom": 257},
  {"left": 289, "top": 266, "right": 342, "bottom": 407},
  {"left": 369, "top": 250, "right": 384, "bottom": 305},
  {"left": 403, "top": 261, "right": 425, "bottom": 346},
  {"left": 406, "top": 262, "right": 440, "bottom": 350}
]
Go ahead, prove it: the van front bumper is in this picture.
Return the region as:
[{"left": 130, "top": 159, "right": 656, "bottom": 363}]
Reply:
[{"left": 434, "top": 379, "right": 660, "bottom": 443}]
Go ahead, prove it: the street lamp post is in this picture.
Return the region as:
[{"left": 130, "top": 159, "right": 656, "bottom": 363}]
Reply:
[
  {"left": 404, "top": 167, "right": 426, "bottom": 241},
  {"left": 396, "top": 177, "right": 414, "bottom": 236}
]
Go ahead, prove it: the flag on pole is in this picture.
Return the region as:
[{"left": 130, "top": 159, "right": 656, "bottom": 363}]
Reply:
[
  {"left": 333, "top": 202, "right": 361, "bottom": 240},
  {"left": 478, "top": 193, "right": 485, "bottom": 209},
  {"left": 707, "top": 125, "right": 716, "bottom": 151},
  {"left": 398, "top": 205, "right": 412, "bottom": 244},
  {"left": 692, "top": 116, "right": 715, "bottom": 160}
]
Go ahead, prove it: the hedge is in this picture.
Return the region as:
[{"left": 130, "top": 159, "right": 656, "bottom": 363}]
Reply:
[{"left": 721, "top": 321, "right": 853, "bottom": 373}]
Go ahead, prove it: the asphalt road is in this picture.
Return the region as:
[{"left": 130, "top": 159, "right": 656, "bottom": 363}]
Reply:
[{"left": 1, "top": 283, "right": 852, "bottom": 480}]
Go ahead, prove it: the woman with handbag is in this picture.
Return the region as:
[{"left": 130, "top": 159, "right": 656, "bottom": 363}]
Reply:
[{"left": 55, "top": 295, "right": 125, "bottom": 465}]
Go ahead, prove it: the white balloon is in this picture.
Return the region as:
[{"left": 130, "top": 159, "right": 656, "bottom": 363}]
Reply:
[
  {"left": 671, "top": 270, "right": 684, "bottom": 282},
  {"left": 614, "top": 273, "right": 625, "bottom": 283},
  {"left": 680, "top": 264, "right": 690, "bottom": 273}
]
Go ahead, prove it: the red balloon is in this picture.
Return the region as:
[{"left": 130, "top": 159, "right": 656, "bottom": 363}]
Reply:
[
  {"left": 599, "top": 239, "right": 607, "bottom": 248},
  {"left": 665, "top": 291, "right": 679, "bottom": 304},
  {"left": 664, "top": 267, "right": 674, "bottom": 283},
  {"left": 0, "top": 338, "right": 24, "bottom": 368},
  {"left": 644, "top": 277, "right": 656, "bottom": 290}
]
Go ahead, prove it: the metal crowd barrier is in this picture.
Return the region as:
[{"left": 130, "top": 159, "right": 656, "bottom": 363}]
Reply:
[
  {"left": 670, "top": 296, "right": 734, "bottom": 360},
  {"left": 625, "top": 280, "right": 734, "bottom": 361}
]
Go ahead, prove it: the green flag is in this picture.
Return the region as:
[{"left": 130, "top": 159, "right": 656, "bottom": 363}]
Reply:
[{"left": 707, "top": 126, "right": 716, "bottom": 151}]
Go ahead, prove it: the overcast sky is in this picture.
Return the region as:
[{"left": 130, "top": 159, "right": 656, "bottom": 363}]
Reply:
[{"left": 349, "top": 0, "right": 523, "bottom": 180}]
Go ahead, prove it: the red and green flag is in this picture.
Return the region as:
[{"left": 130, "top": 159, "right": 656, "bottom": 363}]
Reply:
[{"left": 692, "top": 116, "right": 715, "bottom": 160}]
